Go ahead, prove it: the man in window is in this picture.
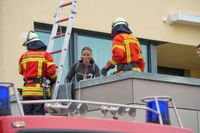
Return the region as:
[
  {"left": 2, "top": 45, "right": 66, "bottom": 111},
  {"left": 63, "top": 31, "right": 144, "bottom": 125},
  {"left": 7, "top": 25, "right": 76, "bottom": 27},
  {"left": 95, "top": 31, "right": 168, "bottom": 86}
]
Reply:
[{"left": 101, "top": 17, "right": 145, "bottom": 76}]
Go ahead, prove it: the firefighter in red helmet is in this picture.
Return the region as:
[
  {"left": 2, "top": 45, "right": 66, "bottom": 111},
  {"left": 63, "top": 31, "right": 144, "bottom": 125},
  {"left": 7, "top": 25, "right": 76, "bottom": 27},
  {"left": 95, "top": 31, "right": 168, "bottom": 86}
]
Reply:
[
  {"left": 101, "top": 17, "right": 145, "bottom": 76},
  {"left": 18, "top": 31, "right": 57, "bottom": 115}
]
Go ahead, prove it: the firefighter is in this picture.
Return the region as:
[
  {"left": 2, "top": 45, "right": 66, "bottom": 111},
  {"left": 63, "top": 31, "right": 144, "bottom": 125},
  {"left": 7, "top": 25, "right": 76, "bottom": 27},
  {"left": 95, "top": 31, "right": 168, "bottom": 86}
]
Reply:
[
  {"left": 18, "top": 31, "right": 57, "bottom": 115},
  {"left": 101, "top": 17, "right": 145, "bottom": 76}
]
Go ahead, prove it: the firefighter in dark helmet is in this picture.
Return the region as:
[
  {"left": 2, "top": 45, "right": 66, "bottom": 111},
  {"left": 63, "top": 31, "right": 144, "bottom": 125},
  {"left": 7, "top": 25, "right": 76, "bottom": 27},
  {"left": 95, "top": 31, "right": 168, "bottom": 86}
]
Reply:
[
  {"left": 18, "top": 31, "right": 57, "bottom": 115},
  {"left": 101, "top": 17, "right": 145, "bottom": 76}
]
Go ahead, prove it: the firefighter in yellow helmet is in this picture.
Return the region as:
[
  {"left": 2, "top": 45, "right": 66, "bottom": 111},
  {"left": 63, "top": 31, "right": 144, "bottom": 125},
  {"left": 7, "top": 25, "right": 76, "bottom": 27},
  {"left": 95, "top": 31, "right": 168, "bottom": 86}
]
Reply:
[
  {"left": 18, "top": 31, "right": 57, "bottom": 115},
  {"left": 101, "top": 17, "right": 145, "bottom": 76}
]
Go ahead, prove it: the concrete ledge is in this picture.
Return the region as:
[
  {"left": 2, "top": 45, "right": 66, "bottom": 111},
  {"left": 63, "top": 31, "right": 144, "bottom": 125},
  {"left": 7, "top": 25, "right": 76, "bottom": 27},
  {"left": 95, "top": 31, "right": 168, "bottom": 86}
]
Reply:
[
  {"left": 71, "top": 71, "right": 200, "bottom": 111},
  {"left": 74, "top": 71, "right": 200, "bottom": 88}
]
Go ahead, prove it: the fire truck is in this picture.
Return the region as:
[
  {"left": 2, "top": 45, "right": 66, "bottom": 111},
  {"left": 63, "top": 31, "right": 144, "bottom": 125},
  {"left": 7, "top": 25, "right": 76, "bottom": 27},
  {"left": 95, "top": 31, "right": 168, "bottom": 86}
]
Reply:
[{"left": 0, "top": 82, "right": 194, "bottom": 133}]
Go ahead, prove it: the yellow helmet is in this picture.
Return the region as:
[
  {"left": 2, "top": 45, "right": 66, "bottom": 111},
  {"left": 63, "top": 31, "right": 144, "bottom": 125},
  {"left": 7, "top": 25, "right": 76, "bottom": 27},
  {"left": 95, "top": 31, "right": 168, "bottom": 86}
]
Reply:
[
  {"left": 112, "top": 17, "right": 128, "bottom": 28},
  {"left": 22, "top": 31, "right": 40, "bottom": 46}
]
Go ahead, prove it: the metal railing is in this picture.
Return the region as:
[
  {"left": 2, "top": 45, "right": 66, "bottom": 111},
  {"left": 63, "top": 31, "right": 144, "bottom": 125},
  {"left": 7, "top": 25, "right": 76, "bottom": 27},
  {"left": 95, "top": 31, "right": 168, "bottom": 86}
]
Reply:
[{"left": 1, "top": 82, "right": 184, "bottom": 127}]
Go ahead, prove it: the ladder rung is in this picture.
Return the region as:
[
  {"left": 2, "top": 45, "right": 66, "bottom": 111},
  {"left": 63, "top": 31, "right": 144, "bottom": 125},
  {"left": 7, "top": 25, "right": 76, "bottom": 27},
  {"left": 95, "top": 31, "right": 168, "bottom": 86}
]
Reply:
[
  {"left": 50, "top": 50, "right": 62, "bottom": 54},
  {"left": 59, "top": 2, "right": 72, "bottom": 8},
  {"left": 56, "top": 17, "right": 69, "bottom": 23},
  {"left": 52, "top": 33, "right": 65, "bottom": 39}
]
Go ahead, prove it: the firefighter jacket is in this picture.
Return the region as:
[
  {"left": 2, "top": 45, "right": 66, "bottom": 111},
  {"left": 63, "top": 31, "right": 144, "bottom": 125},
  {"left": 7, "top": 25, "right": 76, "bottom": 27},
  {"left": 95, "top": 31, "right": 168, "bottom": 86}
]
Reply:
[
  {"left": 18, "top": 50, "right": 57, "bottom": 98},
  {"left": 108, "top": 33, "right": 145, "bottom": 72}
]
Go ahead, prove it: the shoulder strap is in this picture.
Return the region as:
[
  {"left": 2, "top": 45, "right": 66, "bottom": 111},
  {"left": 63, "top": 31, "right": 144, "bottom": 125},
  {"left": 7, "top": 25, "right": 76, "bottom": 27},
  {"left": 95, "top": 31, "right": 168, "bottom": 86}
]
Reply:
[
  {"left": 93, "top": 63, "right": 96, "bottom": 72},
  {"left": 75, "top": 62, "right": 80, "bottom": 72}
]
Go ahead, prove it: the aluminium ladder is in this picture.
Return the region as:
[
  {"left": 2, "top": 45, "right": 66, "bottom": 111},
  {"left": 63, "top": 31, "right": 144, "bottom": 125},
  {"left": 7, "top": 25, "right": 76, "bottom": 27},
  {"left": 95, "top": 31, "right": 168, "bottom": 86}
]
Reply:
[{"left": 47, "top": 0, "right": 78, "bottom": 99}]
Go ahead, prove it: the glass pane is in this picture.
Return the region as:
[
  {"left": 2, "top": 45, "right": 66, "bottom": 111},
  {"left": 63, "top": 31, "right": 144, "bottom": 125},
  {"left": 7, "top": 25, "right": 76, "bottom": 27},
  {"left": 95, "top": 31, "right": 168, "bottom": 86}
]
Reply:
[
  {"left": 77, "top": 35, "right": 117, "bottom": 74},
  {"left": 141, "top": 44, "right": 148, "bottom": 72},
  {"left": 158, "top": 66, "right": 184, "bottom": 76},
  {"left": 77, "top": 34, "right": 148, "bottom": 74}
]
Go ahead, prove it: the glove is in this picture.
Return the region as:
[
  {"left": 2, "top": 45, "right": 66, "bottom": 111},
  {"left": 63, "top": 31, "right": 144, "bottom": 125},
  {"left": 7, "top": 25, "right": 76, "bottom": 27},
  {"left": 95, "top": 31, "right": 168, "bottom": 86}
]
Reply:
[
  {"left": 106, "top": 61, "right": 115, "bottom": 69},
  {"left": 101, "top": 61, "right": 116, "bottom": 76},
  {"left": 101, "top": 68, "right": 108, "bottom": 76}
]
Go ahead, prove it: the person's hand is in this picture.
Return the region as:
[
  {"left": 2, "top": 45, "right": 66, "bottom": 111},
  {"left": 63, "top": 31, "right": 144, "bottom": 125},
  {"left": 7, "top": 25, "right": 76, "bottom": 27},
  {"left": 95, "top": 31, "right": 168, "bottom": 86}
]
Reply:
[
  {"left": 106, "top": 61, "right": 115, "bottom": 69},
  {"left": 101, "top": 68, "right": 108, "bottom": 76},
  {"left": 101, "top": 61, "right": 115, "bottom": 76},
  {"left": 48, "top": 78, "right": 56, "bottom": 87}
]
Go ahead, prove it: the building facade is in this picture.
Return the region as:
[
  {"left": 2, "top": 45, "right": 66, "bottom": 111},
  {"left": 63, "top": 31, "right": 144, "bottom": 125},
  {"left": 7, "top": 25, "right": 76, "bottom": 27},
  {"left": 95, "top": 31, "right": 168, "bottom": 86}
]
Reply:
[
  {"left": 1, "top": 0, "right": 200, "bottom": 132},
  {"left": 1, "top": 0, "right": 200, "bottom": 85}
]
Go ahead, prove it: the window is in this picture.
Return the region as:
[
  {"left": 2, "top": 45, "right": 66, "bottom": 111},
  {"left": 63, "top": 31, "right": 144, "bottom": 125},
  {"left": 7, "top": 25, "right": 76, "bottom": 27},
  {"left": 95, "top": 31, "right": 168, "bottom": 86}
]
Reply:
[
  {"left": 35, "top": 22, "right": 159, "bottom": 83},
  {"left": 75, "top": 32, "right": 116, "bottom": 74},
  {"left": 74, "top": 29, "right": 149, "bottom": 73},
  {"left": 157, "top": 66, "right": 185, "bottom": 76}
]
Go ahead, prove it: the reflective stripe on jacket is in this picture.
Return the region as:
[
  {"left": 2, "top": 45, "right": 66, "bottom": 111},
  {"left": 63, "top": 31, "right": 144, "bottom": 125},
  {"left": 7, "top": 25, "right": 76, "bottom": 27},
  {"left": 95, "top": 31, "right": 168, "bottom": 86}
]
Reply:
[
  {"left": 109, "top": 33, "right": 145, "bottom": 71},
  {"left": 18, "top": 50, "right": 57, "bottom": 97}
]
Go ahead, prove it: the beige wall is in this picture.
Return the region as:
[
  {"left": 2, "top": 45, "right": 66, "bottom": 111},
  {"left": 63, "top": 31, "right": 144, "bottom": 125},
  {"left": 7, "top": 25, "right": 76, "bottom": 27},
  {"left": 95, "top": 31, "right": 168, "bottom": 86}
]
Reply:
[
  {"left": 1, "top": 0, "right": 58, "bottom": 87},
  {"left": 1, "top": 0, "right": 200, "bottom": 88},
  {"left": 75, "top": 0, "right": 200, "bottom": 45},
  {"left": 0, "top": 1, "right": 2, "bottom": 81},
  {"left": 190, "top": 69, "right": 200, "bottom": 78}
]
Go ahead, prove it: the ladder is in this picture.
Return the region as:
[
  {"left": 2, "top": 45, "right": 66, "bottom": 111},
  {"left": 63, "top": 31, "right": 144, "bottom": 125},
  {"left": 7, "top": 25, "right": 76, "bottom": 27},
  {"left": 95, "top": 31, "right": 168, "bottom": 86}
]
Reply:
[{"left": 47, "top": 0, "right": 78, "bottom": 99}]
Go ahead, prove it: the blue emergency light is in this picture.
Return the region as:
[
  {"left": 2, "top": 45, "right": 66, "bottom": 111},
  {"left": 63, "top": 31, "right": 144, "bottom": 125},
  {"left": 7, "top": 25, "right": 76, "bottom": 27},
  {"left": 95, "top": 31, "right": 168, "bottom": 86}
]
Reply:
[
  {"left": 146, "top": 100, "right": 171, "bottom": 125},
  {"left": 0, "top": 85, "right": 11, "bottom": 116}
]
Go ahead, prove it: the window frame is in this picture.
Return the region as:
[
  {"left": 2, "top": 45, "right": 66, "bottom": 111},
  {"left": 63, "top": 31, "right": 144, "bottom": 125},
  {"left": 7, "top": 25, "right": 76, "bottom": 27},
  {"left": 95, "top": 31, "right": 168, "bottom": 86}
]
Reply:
[{"left": 34, "top": 22, "right": 161, "bottom": 74}]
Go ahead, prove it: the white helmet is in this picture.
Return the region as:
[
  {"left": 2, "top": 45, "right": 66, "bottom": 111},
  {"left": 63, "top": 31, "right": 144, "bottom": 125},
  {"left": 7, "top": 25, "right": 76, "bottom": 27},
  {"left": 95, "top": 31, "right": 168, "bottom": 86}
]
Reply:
[
  {"left": 22, "top": 31, "right": 40, "bottom": 46},
  {"left": 112, "top": 17, "right": 128, "bottom": 28}
]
